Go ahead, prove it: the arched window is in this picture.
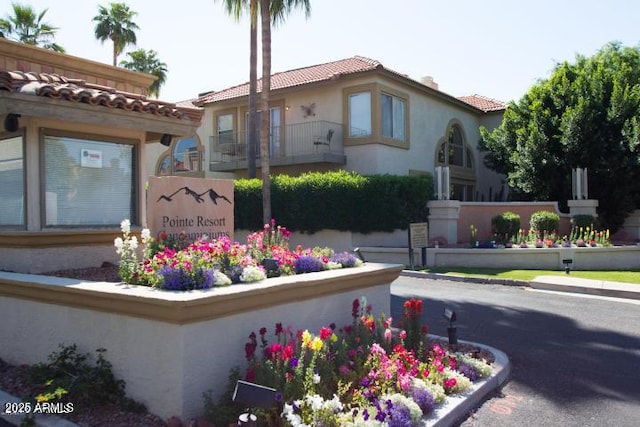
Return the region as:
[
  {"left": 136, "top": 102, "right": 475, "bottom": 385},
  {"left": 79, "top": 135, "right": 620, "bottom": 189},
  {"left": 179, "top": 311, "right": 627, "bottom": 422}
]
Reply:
[
  {"left": 156, "top": 135, "right": 203, "bottom": 176},
  {"left": 436, "top": 123, "right": 476, "bottom": 201}
]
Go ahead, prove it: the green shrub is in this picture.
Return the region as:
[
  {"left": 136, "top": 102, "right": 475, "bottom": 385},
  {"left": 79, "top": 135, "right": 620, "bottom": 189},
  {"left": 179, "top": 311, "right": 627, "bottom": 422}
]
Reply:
[
  {"left": 571, "top": 214, "right": 596, "bottom": 230},
  {"left": 28, "top": 344, "right": 144, "bottom": 412},
  {"left": 491, "top": 211, "right": 521, "bottom": 243},
  {"left": 234, "top": 171, "right": 432, "bottom": 233},
  {"left": 529, "top": 210, "right": 560, "bottom": 238}
]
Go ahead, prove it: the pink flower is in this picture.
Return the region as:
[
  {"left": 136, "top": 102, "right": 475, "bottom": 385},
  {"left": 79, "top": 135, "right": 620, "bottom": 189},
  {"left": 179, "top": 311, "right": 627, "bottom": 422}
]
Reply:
[
  {"left": 399, "top": 330, "right": 407, "bottom": 340},
  {"left": 384, "top": 328, "right": 392, "bottom": 342},
  {"left": 319, "top": 327, "right": 332, "bottom": 340}
]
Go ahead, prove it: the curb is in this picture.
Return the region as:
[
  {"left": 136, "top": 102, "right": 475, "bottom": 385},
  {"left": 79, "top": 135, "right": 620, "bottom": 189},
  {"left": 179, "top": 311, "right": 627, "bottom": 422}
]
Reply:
[
  {"left": 429, "top": 340, "right": 511, "bottom": 426},
  {"left": 400, "top": 270, "right": 530, "bottom": 288}
]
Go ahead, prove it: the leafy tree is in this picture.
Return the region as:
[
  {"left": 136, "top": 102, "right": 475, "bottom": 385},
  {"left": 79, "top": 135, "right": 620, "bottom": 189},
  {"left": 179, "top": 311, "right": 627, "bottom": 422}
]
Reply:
[
  {"left": 0, "top": 3, "right": 65, "bottom": 52},
  {"left": 93, "top": 2, "right": 139, "bottom": 66},
  {"left": 120, "top": 49, "right": 167, "bottom": 98},
  {"left": 480, "top": 42, "right": 640, "bottom": 232}
]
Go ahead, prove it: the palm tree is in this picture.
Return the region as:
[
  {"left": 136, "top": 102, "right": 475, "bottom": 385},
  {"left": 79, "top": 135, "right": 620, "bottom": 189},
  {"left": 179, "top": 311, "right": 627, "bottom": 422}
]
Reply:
[
  {"left": 93, "top": 2, "right": 139, "bottom": 66},
  {"left": 258, "top": 0, "right": 310, "bottom": 223},
  {"left": 120, "top": 49, "right": 168, "bottom": 98},
  {"left": 0, "top": 3, "right": 65, "bottom": 52},
  {"left": 218, "top": 0, "right": 259, "bottom": 179},
  {"left": 217, "top": 0, "right": 310, "bottom": 223}
]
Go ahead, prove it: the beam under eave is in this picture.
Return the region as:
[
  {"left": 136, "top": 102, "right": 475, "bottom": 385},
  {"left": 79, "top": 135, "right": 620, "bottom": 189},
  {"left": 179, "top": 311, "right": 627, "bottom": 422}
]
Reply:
[{"left": 0, "top": 92, "right": 199, "bottom": 140}]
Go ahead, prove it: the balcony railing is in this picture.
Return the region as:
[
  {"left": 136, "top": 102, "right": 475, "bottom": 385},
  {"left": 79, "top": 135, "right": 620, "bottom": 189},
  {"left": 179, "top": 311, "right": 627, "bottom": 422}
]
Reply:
[{"left": 209, "top": 120, "right": 344, "bottom": 167}]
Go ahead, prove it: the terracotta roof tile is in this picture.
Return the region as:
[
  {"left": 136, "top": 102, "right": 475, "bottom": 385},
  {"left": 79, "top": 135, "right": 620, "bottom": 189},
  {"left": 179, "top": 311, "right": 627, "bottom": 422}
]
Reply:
[
  {"left": 457, "top": 94, "right": 506, "bottom": 112},
  {"left": 194, "top": 56, "right": 384, "bottom": 105},
  {"left": 0, "top": 70, "right": 203, "bottom": 122}
]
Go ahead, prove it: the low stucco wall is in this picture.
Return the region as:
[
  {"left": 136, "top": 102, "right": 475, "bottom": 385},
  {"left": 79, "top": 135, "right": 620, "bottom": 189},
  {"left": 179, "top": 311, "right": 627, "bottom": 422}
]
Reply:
[
  {"left": 0, "top": 263, "right": 402, "bottom": 420},
  {"left": 428, "top": 246, "right": 640, "bottom": 270}
]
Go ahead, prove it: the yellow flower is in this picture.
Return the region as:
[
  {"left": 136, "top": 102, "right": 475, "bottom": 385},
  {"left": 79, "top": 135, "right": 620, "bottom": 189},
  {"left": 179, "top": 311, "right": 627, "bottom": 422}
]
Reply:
[
  {"left": 310, "top": 337, "right": 323, "bottom": 352},
  {"left": 35, "top": 394, "right": 48, "bottom": 403},
  {"left": 301, "top": 330, "right": 311, "bottom": 348},
  {"left": 330, "top": 333, "right": 338, "bottom": 343}
]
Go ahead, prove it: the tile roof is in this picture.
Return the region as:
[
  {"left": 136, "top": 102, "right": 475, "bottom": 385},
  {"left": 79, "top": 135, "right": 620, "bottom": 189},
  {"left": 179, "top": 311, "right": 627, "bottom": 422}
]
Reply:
[
  {"left": 457, "top": 94, "right": 506, "bottom": 112},
  {"left": 0, "top": 70, "right": 203, "bottom": 123},
  {"left": 194, "top": 56, "right": 505, "bottom": 114},
  {"left": 194, "top": 56, "right": 385, "bottom": 105}
]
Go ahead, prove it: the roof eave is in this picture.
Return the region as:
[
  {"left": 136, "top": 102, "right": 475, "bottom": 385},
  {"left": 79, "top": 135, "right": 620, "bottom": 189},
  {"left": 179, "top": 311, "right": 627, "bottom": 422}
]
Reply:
[{"left": 0, "top": 92, "right": 200, "bottom": 140}]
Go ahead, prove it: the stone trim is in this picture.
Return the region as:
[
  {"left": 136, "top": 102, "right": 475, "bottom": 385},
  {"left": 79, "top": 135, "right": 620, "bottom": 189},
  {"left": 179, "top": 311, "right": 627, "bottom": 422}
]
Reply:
[{"left": 0, "top": 263, "right": 403, "bottom": 324}]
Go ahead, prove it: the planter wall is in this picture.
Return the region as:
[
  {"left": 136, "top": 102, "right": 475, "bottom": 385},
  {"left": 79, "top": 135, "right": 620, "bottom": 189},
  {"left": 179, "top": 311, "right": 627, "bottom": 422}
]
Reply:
[
  {"left": 428, "top": 246, "right": 640, "bottom": 270},
  {"left": 0, "top": 263, "right": 403, "bottom": 420}
]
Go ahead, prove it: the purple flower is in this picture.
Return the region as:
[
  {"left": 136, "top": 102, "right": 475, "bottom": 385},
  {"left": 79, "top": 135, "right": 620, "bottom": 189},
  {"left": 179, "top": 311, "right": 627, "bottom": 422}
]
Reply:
[
  {"left": 330, "top": 251, "right": 358, "bottom": 268},
  {"left": 386, "top": 400, "right": 413, "bottom": 426},
  {"left": 289, "top": 357, "right": 299, "bottom": 368},
  {"left": 458, "top": 362, "right": 479, "bottom": 381},
  {"left": 294, "top": 255, "right": 324, "bottom": 274},
  {"left": 410, "top": 387, "right": 435, "bottom": 414}
]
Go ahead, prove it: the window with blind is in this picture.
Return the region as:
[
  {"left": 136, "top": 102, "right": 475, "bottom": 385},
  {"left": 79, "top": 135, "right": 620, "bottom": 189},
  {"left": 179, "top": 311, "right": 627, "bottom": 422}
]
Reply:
[
  {"left": 0, "top": 134, "right": 24, "bottom": 227},
  {"left": 43, "top": 134, "right": 136, "bottom": 226}
]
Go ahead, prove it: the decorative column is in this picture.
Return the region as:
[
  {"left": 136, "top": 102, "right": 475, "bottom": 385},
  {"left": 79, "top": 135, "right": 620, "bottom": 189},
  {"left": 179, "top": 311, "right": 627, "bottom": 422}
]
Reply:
[
  {"left": 569, "top": 168, "right": 598, "bottom": 217},
  {"left": 427, "top": 200, "right": 460, "bottom": 246}
]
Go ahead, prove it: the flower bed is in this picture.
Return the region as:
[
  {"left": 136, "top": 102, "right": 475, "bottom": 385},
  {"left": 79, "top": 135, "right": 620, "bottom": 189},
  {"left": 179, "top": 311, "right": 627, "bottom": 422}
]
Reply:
[
  {"left": 114, "top": 219, "right": 362, "bottom": 290},
  {"left": 204, "top": 297, "right": 495, "bottom": 426}
]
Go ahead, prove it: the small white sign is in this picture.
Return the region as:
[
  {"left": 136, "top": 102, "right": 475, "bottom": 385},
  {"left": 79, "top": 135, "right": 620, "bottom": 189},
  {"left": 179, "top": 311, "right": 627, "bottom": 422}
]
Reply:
[
  {"left": 410, "top": 222, "right": 429, "bottom": 248},
  {"left": 81, "top": 149, "right": 102, "bottom": 168}
]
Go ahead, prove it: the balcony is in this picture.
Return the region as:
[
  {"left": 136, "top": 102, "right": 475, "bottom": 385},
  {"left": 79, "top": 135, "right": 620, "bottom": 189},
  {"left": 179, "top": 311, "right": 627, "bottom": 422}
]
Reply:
[{"left": 209, "top": 120, "right": 346, "bottom": 172}]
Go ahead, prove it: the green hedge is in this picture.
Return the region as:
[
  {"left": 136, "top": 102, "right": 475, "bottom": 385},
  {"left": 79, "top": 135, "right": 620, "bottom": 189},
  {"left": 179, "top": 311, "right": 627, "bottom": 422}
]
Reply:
[
  {"left": 529, "top": 210, "right": 560, "bottom": 237},
  {"left": 234, "top": 171, "right": 432, "bottom": 233},
  {"left": 491, "top": 211, "right": 521, "bottom": 243}
]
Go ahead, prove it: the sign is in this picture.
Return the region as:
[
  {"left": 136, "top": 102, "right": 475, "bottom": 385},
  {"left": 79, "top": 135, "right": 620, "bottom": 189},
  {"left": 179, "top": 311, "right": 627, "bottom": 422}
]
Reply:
[
  {"left": 147, "top": 176, "right": 234, "bottom": 242},
  {"left": 80, "top": 149, "right": 102, "bottom": 168},
  {"left": 409, "top": 222, "right": 429, "bottom": 248}
]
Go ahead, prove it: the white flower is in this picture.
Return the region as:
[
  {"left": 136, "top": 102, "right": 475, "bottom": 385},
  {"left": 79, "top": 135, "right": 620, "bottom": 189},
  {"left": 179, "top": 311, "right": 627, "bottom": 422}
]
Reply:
[
  {"left": 213, "top": 270, "right": 232, "bottom": 286},
  {"left": 114, "top": 237, "right": 124, "bottom": 251},
  {"left": 128, "top": 236, "right": 139, "bottom": 250},
  {"left": 313, "top": 373, "right": 321, "bottom": 384},
  {"left": 239, "top": 265, "right": 267, "bottom": 283},
  {"left": 120, "top": 219, "right": 131, "bottom": 234},
  {"left": 141, "top": 228, "right": 151, "bottom": 243},
  {"left": 325, "top": 261, "right": 342, "bottom": 270}
]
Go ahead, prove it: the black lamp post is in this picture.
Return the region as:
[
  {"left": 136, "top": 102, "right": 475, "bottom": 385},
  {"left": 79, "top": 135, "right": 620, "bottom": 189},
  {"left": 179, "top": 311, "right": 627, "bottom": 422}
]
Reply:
[{"left": 443, "top": 308, "right": 457, "bottom": 346}]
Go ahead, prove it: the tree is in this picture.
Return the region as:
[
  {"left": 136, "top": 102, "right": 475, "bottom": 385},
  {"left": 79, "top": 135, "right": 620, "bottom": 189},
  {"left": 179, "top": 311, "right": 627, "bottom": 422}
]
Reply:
[
  {"left": 93, "top": 2, "right": 139, "bottom": 66},
  {"left": 120, "top": 49, "right": 167, "bottom": 98},
  {"left": 479, "top": 42, "right": 640, "bottom": 232},
  {"left": 0, "top": 3, "right": 65, "bottom": 52},
  {"left": 217, "top": 0, "right": 310, "bottom": 224},
  {"left": 218, "top": 0, "right": 259, "bottom": 179},
  {"left": 258, "top": 0, "right": 310, "bottom": 224}
]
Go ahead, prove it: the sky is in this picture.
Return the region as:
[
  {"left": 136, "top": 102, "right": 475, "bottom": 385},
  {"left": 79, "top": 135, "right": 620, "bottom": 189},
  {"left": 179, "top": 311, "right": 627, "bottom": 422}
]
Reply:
[{"left": 7, "top": 0, "right": 640, "bottom": 103}]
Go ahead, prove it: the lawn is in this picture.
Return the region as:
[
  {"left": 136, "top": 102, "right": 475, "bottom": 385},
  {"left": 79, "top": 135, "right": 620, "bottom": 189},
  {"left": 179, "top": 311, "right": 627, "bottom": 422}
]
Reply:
[{"left": 419, "top": 267, "right": 640, "bottom": 285}]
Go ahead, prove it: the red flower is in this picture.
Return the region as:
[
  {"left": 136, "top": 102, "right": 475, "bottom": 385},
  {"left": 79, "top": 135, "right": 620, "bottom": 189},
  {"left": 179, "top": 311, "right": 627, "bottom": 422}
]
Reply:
[
  {"left": 352, "top": 299, "right": 360, "bottom": 318},
  {"left": 259, "top": 327, "right": 267, "bottom": 336},
  {"left": 245, "top": 367, "right": 256, "bottom": 382},
  {"left": 319, "top": 327, "right": 332, "bottom": 340},
  {"left": 275, "top": 322, "right": 283, "bottom": 336},
  {"left": 282, "top": 343, "right": 294, "bottom": 361}
]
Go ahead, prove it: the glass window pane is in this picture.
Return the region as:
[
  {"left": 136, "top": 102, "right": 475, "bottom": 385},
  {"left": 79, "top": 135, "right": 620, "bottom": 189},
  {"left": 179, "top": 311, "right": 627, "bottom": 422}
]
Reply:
[
  {"left": 0, "top": 135, "right": 24, "bottom": 226},
  {"left": 44, "top": 135, "right": 135, "bottom": 226},
  {"left": 348, "top": 92, "right": 371, "bottom": 137},
  {"left": 173, "top": 137, "right": 200, "bottom": 173},
  {"left": 217, "top": 114, "right": 234, "bottom": 144},
  {"left": 381, "top": 93, "right": 405, "bottom": 140}
]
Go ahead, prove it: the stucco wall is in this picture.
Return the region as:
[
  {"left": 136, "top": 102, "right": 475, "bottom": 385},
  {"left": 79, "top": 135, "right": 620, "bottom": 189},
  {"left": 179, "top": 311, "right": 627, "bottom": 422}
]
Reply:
[{"left": 0, "top": 263, "right": 401, "bottom": 420}]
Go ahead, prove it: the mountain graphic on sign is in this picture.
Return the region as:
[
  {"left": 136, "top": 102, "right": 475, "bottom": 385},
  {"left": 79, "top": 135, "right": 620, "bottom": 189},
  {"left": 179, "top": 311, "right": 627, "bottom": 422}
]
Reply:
[{"left": 156, "top": 186, "right": 232, "bottom": 205}]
